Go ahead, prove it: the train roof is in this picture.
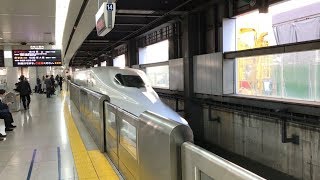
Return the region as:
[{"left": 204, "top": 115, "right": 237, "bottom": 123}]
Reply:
[{"left": 76, "top": 66, "right": 144, "bottom": 76}]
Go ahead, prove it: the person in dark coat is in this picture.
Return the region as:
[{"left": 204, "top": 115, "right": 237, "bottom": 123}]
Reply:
[
  {"left": 36, "top": 77, "right": 41, "bottom": 93},
  {"left": 55, "top": 75, "right": 59, "bottom": 84},
  {"left": 44, "top": 75, "right": 52, "bottom": 98},
  {"left": 50, "top": 75, "right": 55, "bottom": 95},
  {"left": 0, "top": 89, "right": 16, "bottom": 137},
  {"left": 16, "top": 75, "right": 32, "bottom": 110},
  {"left": 59, "top": 76, "right": 63, "bottom": 91}
]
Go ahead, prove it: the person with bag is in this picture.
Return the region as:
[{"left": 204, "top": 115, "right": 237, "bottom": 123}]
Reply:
[{"left": 16, "top": 75, "right": 32, "bottom": 110}]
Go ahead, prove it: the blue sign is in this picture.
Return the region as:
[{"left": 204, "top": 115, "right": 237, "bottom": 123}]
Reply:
[{"left": 106, "top": 4, "right": 114, "bottom": 11}]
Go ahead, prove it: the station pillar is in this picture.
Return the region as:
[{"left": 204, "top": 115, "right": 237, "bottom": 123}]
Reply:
[
  {"left": 126, "top": 39, "right": 138, "bottom": 67},
  {"left": 106, "top": 56, "right": 113, "bottom": 66},
  {"left": 182, "top": 13, "right": 204, "bottom": 142},
  {"left": 98, "top": 57, "right": 103, "bottom": 67}
]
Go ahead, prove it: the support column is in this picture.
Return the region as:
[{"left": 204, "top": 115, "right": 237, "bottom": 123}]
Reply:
[
  {"left": 106, "top": 56, "right": 113, "bottom": 66},
  {"left": 126, "top": 40, "right": 137, "bottom": 67},
  {"left": 182, "top": 13, "right": 204, "bottom": 142},
  {"left": 28, "top": 67, "right": 37, "bottom": 90},
  {"left": 168, "top": 38, "right": 175, "bottom": 59},
  {"left": 198, "top": 11, "right": 206, "bottom": 55},
  {"left": 85, "top": 59, "right": 91, "bottom": 68},
  {"left": 98, "top": 57, "right": 103, "bottom": 67},
  {"left": 37, "top": 67, "right": 47, "bottom": 79},
  {"left": 4, "top": 46, "right": 19, "bottom": 91},
  {"left": 169, "top": 22, "right": 183, "bottom": 59},
  {"left": 91, "top": 59, "right": 95, "bottom": 68}
]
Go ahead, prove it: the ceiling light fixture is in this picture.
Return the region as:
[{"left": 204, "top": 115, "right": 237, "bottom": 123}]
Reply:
[
  {"left": 269, "top": 0, "right": 320, "bottom": 15},
  {"left": 55, "top": 0, "right": 71, "bottom": 49}
]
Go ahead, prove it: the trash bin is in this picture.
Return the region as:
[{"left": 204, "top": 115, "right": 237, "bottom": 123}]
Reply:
[{"left": 3, "top": 91, "right": 21, "bottom": 112}]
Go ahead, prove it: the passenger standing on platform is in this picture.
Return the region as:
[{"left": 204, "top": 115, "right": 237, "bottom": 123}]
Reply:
[
  {"left": 44, "top": 75, "right": 52, "bottom": 98},
  {"left": 50, "top": 75, "right": 55, "bottom": 95},
  {"left": 42, "top": 76, "right": 46, "bottom": 92},
  {"left": 36, "top": 77, "right": 41, "bottom": 93},
  {"left": 0, "top": 89, "right": 16, "bottom": 137},
  {"left": 55, "top": 75, "right": 59, "bottom": 85},
  {"left": 16, "top": 75, "right": 32, "bottom": 110},
  {"left": 59, "top": 76, "right": 63, "bottom": 91}
]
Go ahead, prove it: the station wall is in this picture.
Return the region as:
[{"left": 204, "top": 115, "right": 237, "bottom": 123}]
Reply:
[
  {"left": 160, "top": 96, "right": 320, "bottom": 180},
  {"left": 169, "top": 58, "right": 184, "bottom": 91},
  {"left": 203, "top": 108, "right": 320, "bottom": 180}
]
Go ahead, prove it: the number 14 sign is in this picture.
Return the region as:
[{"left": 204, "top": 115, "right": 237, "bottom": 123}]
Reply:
[{"left": 106, "top": 3, "right": 114, "bottom": 11}]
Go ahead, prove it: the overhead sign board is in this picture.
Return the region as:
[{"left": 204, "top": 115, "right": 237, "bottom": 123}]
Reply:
[
  {"left": 95, "top": 2, "right": 116, "bottom": 36},
  {"left": 12, "top": 50, "right": 62, "bottom": 67},
  {"left": 30, "top": 45, "right": 45, "bottom": 50}
]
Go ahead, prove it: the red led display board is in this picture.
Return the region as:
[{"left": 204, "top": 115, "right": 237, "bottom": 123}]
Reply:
[{"left": 12, "top": 50, "right": 62, "bottom": 67}]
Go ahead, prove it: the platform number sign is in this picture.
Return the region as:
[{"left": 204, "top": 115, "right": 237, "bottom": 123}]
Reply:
[{"left": 106, "top": 4, "right": 114, "bottom": 11}]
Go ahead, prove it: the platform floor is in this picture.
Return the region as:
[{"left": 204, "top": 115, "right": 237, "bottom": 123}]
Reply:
[{"left": 0, "top": 92, "right": 119, "bottom": 180}]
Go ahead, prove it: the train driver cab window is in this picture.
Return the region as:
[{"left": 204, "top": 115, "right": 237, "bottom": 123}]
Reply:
[{"left": 114, "top": 74, "right": 145, "bottom": 88}]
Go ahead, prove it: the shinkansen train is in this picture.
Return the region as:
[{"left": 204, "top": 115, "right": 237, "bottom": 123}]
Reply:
[{"left": 72, "top": 67, "right": 188, "bottom": 125}]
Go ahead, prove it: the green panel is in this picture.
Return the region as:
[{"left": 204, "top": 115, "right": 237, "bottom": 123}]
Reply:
[{"left": 283, "top": 64, "right": 310, "bottom": 100}]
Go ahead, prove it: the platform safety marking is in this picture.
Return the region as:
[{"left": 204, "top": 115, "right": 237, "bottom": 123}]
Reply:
[
  {"left": 88, "top": 150, "right": 119, "bottom": 180},
  {"left": 63, "top": 97, "right": 119, "bottom": 180},
  {"left": 57, "top": 147, "right": 61, "bottom": 180},
  {"left": 26, "top": 149, "right": 37, "bottom": 180}
]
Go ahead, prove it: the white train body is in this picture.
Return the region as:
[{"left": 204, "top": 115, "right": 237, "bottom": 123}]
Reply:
[{"left": 72, "top": 67, "right": 188, "bottom": 125}]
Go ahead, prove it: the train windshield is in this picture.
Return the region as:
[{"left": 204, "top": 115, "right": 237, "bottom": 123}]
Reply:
[{"left": 114, "top": 74, "right": 145, "bottom": 88}]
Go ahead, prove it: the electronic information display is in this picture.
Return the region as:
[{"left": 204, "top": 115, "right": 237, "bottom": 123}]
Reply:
[{"left": 12, "top": 50, "right": 62, "bottom": 66}]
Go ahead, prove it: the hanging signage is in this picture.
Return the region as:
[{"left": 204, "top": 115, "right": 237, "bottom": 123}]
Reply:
[
  {"left": 12, "top": 50, "right": 62, "bottom": 67},
  {"left": 95, "top": 2, "right": 116, "bottom": 36},
  {"left": 30, "top": 45, "right": 45, "bottom": 50}
]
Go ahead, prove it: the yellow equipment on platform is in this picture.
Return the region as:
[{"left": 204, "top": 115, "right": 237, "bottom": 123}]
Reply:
[{"left": 237, "top": 28, "right": 272, "bottom": 95}]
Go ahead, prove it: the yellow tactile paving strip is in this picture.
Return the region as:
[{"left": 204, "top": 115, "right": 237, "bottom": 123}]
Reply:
[
  {"left": 63, "top": 97, "right": 119, "bottom": 180},
  {"left": 88, "top": 151, "right": 120, "bottom": 180}
]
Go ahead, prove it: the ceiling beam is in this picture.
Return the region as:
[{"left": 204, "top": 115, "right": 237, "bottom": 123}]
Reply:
[
  {"left": 83, "top": 40, "right": 111, "bottom": 43},
  {"left": 92, "top": 29, "right": 136, "bottom": 33},
  {"left": 116, "top": 13, "right": 162, "bottom": 18},
  {"left": 115, "top": 23, "right": 148, "bottom": 26},
  {"left": 76, "top": 50, "right": 99, "bottom": 53},
  {"left": 116, "top": 1, "right": 187, "bottom": 11}
]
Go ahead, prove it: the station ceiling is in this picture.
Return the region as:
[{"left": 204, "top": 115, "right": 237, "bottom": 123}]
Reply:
[
  {"left": 69, "top": 0, "right": 205, "bottom": 67},
  {"left": 0, "top": 0, "right": 55, "bottom": 45}
]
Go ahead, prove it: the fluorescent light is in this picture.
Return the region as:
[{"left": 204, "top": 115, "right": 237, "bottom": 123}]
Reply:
[
  {"left": 0, "top": 37, "right": 3, "bottom": 39},
  {"left": 269, "top": 0, "right": 320, "bottom": 15},
  {"left": 238, "top": 0, "right": 320, "bottom": 18},
  {"left": 55, "top": 0, "right": 70, "bottom": 49}
]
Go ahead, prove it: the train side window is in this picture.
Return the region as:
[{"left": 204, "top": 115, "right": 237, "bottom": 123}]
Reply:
[{"left": 114, "top": 74, "right": 145, "bottom": 88}]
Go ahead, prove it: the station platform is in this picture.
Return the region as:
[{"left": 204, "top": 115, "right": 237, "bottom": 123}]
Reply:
[
  {"left": 0, "top": 82, "right": 265, "bottom": 180},
  {"left": 0, "top": 92, "right": 120, "bottom": 180}
]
